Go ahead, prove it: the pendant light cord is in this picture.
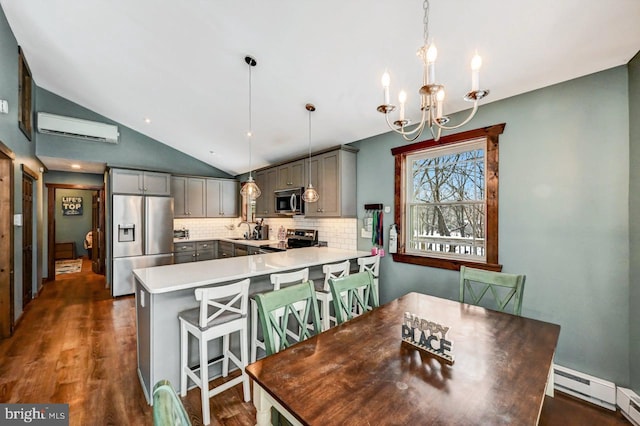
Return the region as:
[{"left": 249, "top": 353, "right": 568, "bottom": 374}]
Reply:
[{"left": 248, "top": 62, "right": 253, "bottom": 179}]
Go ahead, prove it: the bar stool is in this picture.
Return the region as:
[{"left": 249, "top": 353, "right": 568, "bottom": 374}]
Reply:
[
  {"left": 250, "top": 268, "right": 309, "bottom": 363},
  {"left": 315, "top": 260, "right": 351, "bottom": 330},
  {"left": 178, "top": 279, "right": 251, "bottom": 425},
  {"left": 357, "top": 254, "right": 380, "bottom": 309}
]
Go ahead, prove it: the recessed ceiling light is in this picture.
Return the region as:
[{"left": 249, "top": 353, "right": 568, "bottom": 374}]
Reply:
[
  {"left": 71, "top": 164, "right": 81, "bottom": 169},
  {"left": 144, "top": 118, "right": 152, "bottom": 124}
]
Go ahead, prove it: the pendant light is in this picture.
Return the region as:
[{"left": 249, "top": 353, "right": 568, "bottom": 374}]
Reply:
[
  {"left": 240, "top": 55, "right": 261, "bottom": 200},
  {"left": 302, "top": 103, "right": 319, "bottom": 203}
]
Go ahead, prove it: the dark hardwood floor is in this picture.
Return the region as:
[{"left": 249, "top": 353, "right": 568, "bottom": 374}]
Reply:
[{"left": 0, "top": 259, "right": 631, "bottom": 425}]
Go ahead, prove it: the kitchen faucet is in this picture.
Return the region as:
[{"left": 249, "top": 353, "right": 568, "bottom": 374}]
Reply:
[{"left": 238, "top": 221, "right": 253, "bottom": 239}]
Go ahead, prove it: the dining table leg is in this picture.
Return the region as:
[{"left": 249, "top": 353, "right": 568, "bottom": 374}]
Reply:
[{"left": 253, "top": 382, "right": 273, "bottom": 426}]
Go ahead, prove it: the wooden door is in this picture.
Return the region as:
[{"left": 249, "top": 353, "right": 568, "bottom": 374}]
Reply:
[
  {"left": 0, "top": 146, "right": 14, "bottom": 338},
  {"left": 22, "top": 171, "right": 33, "bottom": 308}
]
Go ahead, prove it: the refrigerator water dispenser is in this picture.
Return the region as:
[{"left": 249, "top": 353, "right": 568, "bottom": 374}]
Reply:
[{"left": 118, "top": 224, "right": 136, "bottom": 242}]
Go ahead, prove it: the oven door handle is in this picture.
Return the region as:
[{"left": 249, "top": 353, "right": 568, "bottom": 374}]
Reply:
[{"left": 290, "top": 193, "right": 297, "bottom": 212}]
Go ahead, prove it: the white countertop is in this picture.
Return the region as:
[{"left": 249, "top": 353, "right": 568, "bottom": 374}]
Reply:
[{"left": 133, "top": 247, "right": 370, "bottom": 294}]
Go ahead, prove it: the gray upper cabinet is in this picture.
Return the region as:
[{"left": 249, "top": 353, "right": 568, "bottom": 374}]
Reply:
[
  {"left": 276, "top": 159, "right": 305, "bottom": 190},
  {"left": 111, "top": 169, "right": 171, "bottom": 195},
  {"left": 206, "top": 179, "right": 238, "bottom": 217},
  {"left": 254, "top": 168, "right": 278, "bottom": 217},
  {"left": 172, "top": 176, "right": 206, "bottom": 218},
  {"left": 306, "top": 149, "right": 357, "bottom": 217}
]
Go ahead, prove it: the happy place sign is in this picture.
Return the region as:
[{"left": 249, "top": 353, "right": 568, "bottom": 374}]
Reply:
[{"left": 402, "top": 312, "right": 455, "bottom": 364}]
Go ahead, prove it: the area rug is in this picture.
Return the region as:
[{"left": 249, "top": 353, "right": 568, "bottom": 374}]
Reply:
[{"left": 55, "top": 259, "right": 82, "bottom": 275}]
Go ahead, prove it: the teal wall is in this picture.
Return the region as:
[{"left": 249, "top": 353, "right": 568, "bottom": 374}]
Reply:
[
  {"left": 351, "top": 66, "right": 631, "bottom": 385},
  {"left": 629, "top": 51, "right": 640, "bottom": 395},
  {"left": 0, "top": 6, "right": 45, "bottom": 321},
  {"left": 54, "top": 188, "right": 93, "bottom": 258},
  {"left": 35, "top": 87, "right": 233, "bottom": 178}
]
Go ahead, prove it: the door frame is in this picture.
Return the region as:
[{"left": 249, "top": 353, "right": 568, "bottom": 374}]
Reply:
[
  {"left": 46, "top": 183, "right": 104, "bottom": 281},
  {"left": 0, "top": 141, "right": 15, "bottom": 338}
]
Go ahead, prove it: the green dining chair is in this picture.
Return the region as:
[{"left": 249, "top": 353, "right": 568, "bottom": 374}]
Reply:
[
  {"left": 329, "top": 271, "right": 379, "bottom": 325},
  {"left": 459, "top": 266, "right": 526, "bottom": 316},
  {"left": 254, "top": 281, "right": 322, "bottom": 356},
  {"left": 152, "top": 380, "right": 191, "bottom": 426}
]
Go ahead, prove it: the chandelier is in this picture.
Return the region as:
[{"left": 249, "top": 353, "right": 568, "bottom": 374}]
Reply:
[
  {"left": 240, "top": 55, "right": 261, "bottom": 200},
  {"left": 377, "top": 0, "right": 489, "bottom": 142}
]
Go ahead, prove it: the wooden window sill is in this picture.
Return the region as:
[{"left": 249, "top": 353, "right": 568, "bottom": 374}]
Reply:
[{"left": 391, "top": 253, "right": 502, "bottom": 272}]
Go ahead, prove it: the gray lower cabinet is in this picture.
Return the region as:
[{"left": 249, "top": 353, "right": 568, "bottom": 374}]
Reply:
[
  {"left": 306, "top": 149, "right": 357, "bottom": 217},
  {"left": 173, "top": 240, "right": 216, "bottom": 263},
  {"left": 111, "top": 168, "right": 171, "bottom": 195},
  {"left": 172, "top": 176, "right": 206, "bottom": 218},
  {"left": 217, "top": 241, "right": 234, "bottom": 259},
  {"left": 206, "top": 179, "right": 238, "bottom": 217}
]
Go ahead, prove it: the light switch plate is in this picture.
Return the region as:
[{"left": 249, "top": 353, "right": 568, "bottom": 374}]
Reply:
[
  {"left": 0, "top": 100, "right": 8, "bottom": 114},
  {"left": 13, "top": 214, "right": 22, "bottom": 226}
]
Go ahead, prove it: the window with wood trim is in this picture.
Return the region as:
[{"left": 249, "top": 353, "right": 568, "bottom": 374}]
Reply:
[{"left": 391, "top": 124, "right": 505, "bottom": 271}]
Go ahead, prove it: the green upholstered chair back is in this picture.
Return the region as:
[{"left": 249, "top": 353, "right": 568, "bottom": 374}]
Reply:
[
  {"left": 152, "top": 380, "right": 191, "bottom": 426},
  {"left": 459, "top": 266, "right": 526, "bottom": 316},
  {"left": 329, "top": 271, "right": 379, "bottom": 325},
  {"left": 254, "top": 281, "right": 322, "bottom": 356}
]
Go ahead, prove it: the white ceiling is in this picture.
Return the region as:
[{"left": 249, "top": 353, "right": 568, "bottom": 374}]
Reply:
[{"left": 2, "top": 0, "right": 639, "bottom": 176}]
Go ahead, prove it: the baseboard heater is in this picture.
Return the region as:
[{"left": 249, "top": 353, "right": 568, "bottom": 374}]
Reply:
[
  {"left": 618, "top": 387, "right": 640, "bottom": 426},
  {"left": 553, "top": 364, "right": 616, "bottom": 410}
]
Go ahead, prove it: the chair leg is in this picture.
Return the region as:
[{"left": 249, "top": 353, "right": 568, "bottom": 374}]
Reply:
[
  {"left": 240, "top": 326, "right": 251, "bottom": 402},
  {"left": 250, "top": 300, "right": 258, "bottom": 363},
  {"left": 321, "top": 297, "right": 330, "bottom": 331},
  {"left": 199, "top": 336, "right": 210, "bottom": 425},
  {"left": 222, "top": 333, "right": 230, "bottom": 377},
  {"left": 180, "top": 323, "right": 188, "bottom": 397}
]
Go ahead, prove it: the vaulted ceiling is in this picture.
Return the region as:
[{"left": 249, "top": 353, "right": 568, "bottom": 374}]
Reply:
[{"left": 2, "top": 0, "right": 639, "bottom": 175}]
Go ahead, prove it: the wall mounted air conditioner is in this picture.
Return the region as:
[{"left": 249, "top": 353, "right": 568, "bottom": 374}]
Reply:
[
  {"left": 37, "top": 112, "right": 119, "bottom": 144},
  {"left": 553, "top": 364, "right": 616, "bottom": 410}
]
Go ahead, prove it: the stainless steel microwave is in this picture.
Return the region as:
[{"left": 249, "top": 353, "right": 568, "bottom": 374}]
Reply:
[{"left": 274, "top": 187, "right": 305, "bottom": 215}]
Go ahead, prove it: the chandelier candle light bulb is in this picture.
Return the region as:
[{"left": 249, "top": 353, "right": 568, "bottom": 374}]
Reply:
[
  {"left": 426, "top": 43, "right": 437, "bottom": 84},
  {"left": 382, "top": 72, "right": 391, "bottom": 105},
  {"left": 398, "top": 90, "right": 407, "bottom": 121},
  {"left": 436, "top": 89, "right": 445, "bottom": 119},
  {"left": 471, "top": 52, "right": 482, "bottom": 91}
]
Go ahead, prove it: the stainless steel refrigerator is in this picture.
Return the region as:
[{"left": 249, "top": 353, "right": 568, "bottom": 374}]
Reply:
[{"left": 111, "top": 195, "right": 174, "bottom": 297}]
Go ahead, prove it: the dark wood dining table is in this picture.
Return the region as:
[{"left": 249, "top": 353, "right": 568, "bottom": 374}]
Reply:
[{"left": 246, "top": 291, "right": 560, "bottom": 426}]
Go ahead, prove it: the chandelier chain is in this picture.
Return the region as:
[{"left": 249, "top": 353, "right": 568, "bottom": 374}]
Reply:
[{"left": 423, "top": 0, "right": 429, "bottom": 44}]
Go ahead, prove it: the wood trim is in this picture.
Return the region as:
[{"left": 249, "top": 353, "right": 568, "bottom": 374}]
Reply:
[
  {"left": 391, "top": 123, "right": 505, "bottom": 156},
  {"left": 0, "top": 144, "right": 15, "bottom": 337},
  {"left": 46, "top": 183, "right": 105, "bottom": 281},
  {"left": 391, "top": 253, "right": 502, "bottom": 272},
  {"left": 21, "top": 164, "right": 39, "bottom": 180},
  {"left": 392, "top": 123, "right": 505, "bottom": 272},
  {"left": 0, "top": 140, "right": 16, "bottom": 160},
  {"left": 45, "top": 183, "right": 102, "bottom": 191}
]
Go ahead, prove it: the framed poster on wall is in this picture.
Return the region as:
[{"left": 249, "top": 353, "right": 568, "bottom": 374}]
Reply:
[
  {"left": 62, "top": 196, "right": 83, "bottom": 216},
  {"left": 18, "top": 46, "right": 33, "bottom": 141}
]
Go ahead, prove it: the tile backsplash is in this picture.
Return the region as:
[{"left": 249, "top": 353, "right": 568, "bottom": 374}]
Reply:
[{"left": 174, "top": 217, "right": 357, "bottom": 250}]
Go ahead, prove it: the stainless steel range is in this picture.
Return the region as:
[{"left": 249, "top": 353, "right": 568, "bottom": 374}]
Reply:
[{"left": 286, "top": 228, "right": 318, "bottom": 248}]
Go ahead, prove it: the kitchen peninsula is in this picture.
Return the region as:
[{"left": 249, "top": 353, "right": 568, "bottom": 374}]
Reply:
[{"left": 133, "top": 246, "right": 370, "bottom": 403}]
